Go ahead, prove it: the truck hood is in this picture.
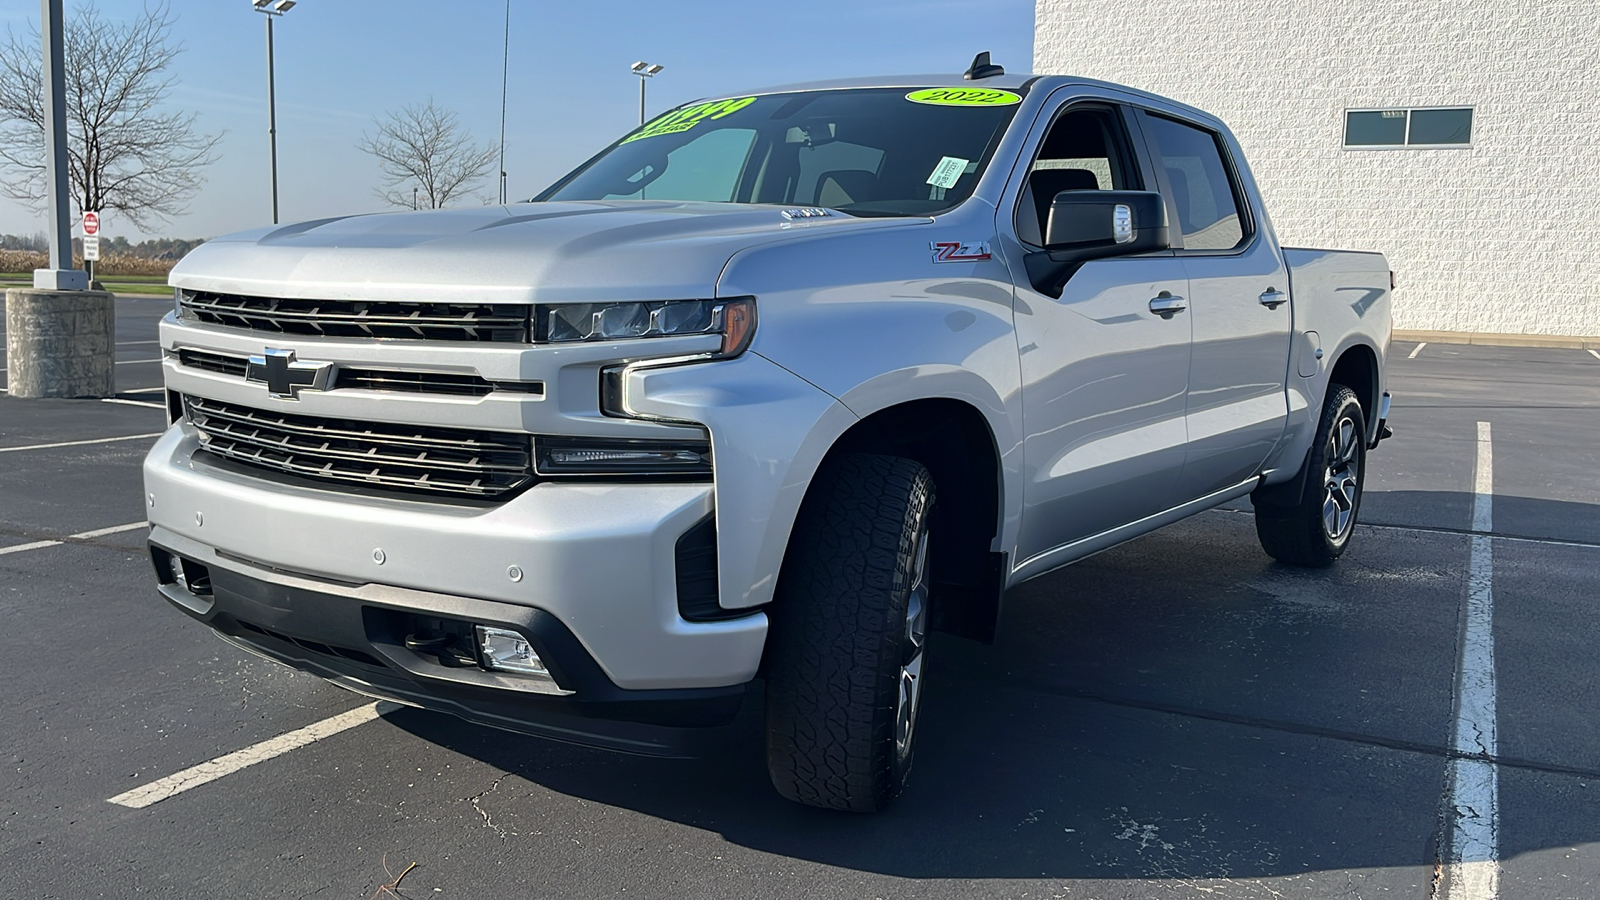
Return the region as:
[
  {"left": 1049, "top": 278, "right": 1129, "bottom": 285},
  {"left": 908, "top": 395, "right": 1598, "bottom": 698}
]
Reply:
[{"left": 171, "top": 201, "right": 923, "bottom": 303}]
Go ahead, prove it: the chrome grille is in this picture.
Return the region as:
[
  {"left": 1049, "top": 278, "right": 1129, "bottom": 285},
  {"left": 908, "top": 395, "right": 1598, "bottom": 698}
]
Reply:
[
  {"left": 179, "top": 291, "right": 531, "bottom": 343},
  {"left": 178, "top": 348, "right": 248, "bottom": 377},
  {"left": 174, "top": 349, "right": 542, "bottom": 397},
  {"left": 183, "top": 395, "right": 533, "bottom": 497},
  {"left": 334, "top": 369, "right": 541, "bottom": 397}
]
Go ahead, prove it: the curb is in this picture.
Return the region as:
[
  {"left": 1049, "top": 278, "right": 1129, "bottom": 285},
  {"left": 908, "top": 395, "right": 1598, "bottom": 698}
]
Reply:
[{"left": 1393, "top": 330, "right": 1600, "bottom": 351}]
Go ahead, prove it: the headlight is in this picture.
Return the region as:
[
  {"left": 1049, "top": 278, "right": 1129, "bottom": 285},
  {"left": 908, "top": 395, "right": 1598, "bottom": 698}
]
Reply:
[
  {"left": 538, "top": 297, "right": 755, "bottom": 356},
  {"left": 534, "top": 436, "right": 712, "bottom": 476}
]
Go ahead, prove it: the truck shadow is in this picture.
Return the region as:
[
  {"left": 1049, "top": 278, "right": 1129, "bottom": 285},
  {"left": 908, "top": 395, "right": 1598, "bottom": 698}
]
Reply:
[{"left": 384, "top": 491, "right": 1600, "bottom": 882}]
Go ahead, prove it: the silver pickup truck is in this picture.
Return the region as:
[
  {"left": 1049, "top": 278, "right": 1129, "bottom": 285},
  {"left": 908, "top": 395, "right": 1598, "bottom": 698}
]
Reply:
[{"left": 144, "top": 59, "right": 1391, "bottom": 812}]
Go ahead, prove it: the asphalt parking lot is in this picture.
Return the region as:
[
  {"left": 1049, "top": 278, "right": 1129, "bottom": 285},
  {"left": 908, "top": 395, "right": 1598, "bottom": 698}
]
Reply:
[{"left": 3, "top": 298, "right": 1598, "bottom": 899}]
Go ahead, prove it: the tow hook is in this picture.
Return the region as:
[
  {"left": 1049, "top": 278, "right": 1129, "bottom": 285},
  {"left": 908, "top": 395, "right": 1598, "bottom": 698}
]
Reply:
[{"left": 404, "top": 631, "right": 477, "bottom": 667}]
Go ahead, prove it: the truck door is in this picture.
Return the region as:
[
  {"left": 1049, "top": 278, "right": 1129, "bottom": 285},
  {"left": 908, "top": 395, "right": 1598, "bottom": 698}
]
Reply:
[
  {"left": 1138, "top": 111, "right": 1291, "bottom": 498},
  {"left": 1005, "top": 103, "right": 1194, "bottom": 566}
]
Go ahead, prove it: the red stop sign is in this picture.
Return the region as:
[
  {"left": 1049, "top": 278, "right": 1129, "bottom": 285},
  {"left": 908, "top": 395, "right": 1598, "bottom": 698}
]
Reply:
[{"left": 82, "top": 211, "right": 99, "bottom": 235}]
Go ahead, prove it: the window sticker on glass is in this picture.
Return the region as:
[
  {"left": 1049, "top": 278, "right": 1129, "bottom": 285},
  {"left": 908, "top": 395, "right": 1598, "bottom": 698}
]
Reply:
[
  {"left": 926, "top": 156, "right": 970, "bottom": 189},
  {"left": 623, "top": 97, "right": 757, "bottom": 144},
  {"left": 905, "top": 88, "right": 1021, "bottom": 107}
]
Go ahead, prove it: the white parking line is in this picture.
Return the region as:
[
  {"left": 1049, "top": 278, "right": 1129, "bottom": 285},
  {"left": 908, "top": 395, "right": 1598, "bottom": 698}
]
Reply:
[
  {"left": 1441, "top": 420, "right": 1498, "bottom": 900},
  {"left": 0, "top": 539, "right": 64, "bottom": 557},
  {"left": 114, "top": 358, "right": 162, "bottom": 365},
  {"left": 117, "top": 340, "right": 161, "bottom": 346},
  {"left": 0, "top": 432, "right": 162, "bottom": 453},
  {"left": 108, "top": 702, "right": 393, "bottom": 809},
  {"left": 71, "top": 521, "right": 150, "bottom": 540},
  {"left": 0, "top": 521, "right": 147, "bottom": 557},
  {"left": 101, "top": 397, "right": 165, "bottom": 410},
  {"left": 1588, "top": 349, "right": 1600, "bottom": 361},
  {"left": 1408, "top": 342, "right": 1427, "bottom": 359}
]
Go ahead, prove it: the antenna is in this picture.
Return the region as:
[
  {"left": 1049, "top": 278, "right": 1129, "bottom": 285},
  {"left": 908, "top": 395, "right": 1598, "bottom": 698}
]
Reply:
[{"left": 963, "top": 51, "right": 1004, "bottom": 80}]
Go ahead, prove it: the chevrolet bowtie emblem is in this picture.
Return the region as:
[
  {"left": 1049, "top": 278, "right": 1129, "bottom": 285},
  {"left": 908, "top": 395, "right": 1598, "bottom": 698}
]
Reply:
[{"left": 245, "top": 348, "right": 335, "bottom": 399}]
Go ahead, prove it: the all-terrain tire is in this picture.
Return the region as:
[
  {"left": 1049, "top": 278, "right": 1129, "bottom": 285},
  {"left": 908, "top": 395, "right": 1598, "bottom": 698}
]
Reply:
[
  {"left": 764, "top": 453, "right": 935, "bottom": 813},
  {"left": 1254, "top": 385, "right": 1367, "bottom": 567}
]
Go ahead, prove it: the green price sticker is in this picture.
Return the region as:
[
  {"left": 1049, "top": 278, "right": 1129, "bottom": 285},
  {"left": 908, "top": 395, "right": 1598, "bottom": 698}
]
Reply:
[
  {"left": 905, "top": 88, "right": 1022, "bottom": 107},
  {"left": 623, "top": 96, "right": 758, "bottom": 143}
]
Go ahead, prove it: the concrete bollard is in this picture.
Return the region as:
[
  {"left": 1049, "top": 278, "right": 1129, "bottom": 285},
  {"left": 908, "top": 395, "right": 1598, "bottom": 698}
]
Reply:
[{"left": 4, "top": 288, "right": 117, "bottom": 398}]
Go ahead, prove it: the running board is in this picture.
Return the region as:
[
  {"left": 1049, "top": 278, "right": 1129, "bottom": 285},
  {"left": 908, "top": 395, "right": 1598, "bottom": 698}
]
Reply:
[{"left": 1009, "top": 477, "right": 1262, "bottom": 587}]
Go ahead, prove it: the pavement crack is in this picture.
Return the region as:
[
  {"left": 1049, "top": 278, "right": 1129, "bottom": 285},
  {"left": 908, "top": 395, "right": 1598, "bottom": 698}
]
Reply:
[{"left": 463, "top": 771, "right": 516, "bottom": 839}]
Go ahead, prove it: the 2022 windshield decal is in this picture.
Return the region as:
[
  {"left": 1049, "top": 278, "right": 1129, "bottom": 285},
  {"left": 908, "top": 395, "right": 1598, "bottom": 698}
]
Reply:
[
  {"left": 905, "top": 88, "right": 1021, "bottom": 107},
  {"left": 622, "top": 97, "right": 758, "bottom": 143}
]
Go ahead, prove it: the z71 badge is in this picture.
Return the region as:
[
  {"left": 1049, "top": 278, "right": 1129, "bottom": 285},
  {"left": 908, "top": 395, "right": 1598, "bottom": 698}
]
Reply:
[{"left": 931, "top": 241, "right": 992, "bottom": 263}]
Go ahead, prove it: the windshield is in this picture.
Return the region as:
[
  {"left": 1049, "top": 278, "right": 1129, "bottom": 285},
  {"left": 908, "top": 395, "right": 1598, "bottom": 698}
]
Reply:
[{"left": 538, "top": 87, "right": 1025, "bottom": 216}]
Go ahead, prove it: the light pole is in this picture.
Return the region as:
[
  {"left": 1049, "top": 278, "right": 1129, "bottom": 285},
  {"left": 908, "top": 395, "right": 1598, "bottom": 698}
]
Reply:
[
  {"left": 252, "top": 0, "right": 296, "bottom": 224},
  {"left": 35, "top": 0, "right": 83, "bottom": 290},
  {"left": 631, "top": 61, "right": 663, "bottom": 126},
  {"left": 497, "top": 0, "right": 510, "bottom": 204}
]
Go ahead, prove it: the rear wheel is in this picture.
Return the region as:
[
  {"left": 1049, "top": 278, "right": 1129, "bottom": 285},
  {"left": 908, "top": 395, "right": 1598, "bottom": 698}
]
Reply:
[
  {"left": 1255, "top": 385, "right": 1367, "bottom": 567},
  {"left": 764, "top": 453, "right": 934, "bottom": 812}
]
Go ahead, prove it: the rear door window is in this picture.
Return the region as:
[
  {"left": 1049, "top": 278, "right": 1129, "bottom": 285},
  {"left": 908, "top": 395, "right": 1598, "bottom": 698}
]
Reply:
[{"left": 1142, "top": 114, "right": 1249, "bottom": 251}]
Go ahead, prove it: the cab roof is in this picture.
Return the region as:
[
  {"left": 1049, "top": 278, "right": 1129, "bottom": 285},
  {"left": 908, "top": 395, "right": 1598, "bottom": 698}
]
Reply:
[{"left": 711, "top": 72, "right": 1206, "bottom": 124}]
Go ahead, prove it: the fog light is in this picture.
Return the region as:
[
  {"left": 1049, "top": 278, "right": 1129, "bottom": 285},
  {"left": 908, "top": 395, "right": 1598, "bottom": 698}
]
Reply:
[{"left": 475, "top": 626, "right": 551, "bottom": 677}]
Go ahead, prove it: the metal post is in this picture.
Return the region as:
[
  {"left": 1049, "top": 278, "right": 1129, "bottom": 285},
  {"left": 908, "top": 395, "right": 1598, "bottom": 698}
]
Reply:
[
  {"left": 638, "top": 76, "right": 646, "bottom": 126},
  {"left": 35, "top": 0, "right": 85, "bottom": 290},
  {"left": 266, "top": 14, "right": 279, "bottom": 224},
  {"left": 497, "top": 0, "right": 509, "bottom": 204}
]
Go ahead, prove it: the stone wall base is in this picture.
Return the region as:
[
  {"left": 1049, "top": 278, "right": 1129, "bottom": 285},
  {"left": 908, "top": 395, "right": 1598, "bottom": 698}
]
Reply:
[{"left": 4, "top": 289, "right": 117, "bottom": 398}]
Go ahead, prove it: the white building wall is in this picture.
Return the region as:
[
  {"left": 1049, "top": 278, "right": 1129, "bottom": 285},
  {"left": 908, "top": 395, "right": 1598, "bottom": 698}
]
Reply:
[{"left": 1035, "top": 0, "right": 1600, "bottom": 336}]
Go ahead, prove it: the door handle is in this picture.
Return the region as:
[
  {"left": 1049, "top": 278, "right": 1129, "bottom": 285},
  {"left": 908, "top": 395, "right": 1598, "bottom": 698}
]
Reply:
[
  {"left": 1259, "top": 288, "right": 1287, "bottom": 309},
  {"left": 1148, "top": 291, "right": 1187, "bottom": 318}
]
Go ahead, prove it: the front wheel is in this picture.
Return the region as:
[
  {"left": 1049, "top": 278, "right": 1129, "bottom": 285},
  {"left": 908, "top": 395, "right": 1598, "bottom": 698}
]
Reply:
[
  {"left": 764, "top": 453, "right": 934, "bottom": 812},
  {"left": 1254, "top": 385, "right": 1367, "bottom": 567}
]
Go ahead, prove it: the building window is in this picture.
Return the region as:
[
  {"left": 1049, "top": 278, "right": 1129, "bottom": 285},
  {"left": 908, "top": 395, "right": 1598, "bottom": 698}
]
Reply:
[{"left": 1344, "top": 108, "right": 1473, "bottom": 149}]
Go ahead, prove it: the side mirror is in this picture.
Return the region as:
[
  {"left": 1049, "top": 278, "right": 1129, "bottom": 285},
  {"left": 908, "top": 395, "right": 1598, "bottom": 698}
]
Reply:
[
  {"left": 1043, "top": 190, "right": 1169, "bottom": 258},
  {"left": 1024, "top": 190, "right": 1170, "bottom": 297}
]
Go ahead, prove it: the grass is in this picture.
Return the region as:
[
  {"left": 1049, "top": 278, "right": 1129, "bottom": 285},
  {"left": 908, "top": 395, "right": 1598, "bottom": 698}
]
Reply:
[{"left": 0, "top": 272, "right": 172, "bottom": 296}]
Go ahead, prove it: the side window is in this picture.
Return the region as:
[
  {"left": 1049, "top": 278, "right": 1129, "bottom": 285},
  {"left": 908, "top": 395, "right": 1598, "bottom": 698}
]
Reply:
[
  {"left": 1142, "top": 114, "right": 1248, "bottom": 252},
  {"left": 1014, "top": 106, "right": 1140, "bottom": 246}
]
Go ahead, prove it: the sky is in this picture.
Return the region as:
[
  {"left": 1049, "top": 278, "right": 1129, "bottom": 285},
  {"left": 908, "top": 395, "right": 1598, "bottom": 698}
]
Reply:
[{"left": 0, "top": 0, "right": 1035, "bottom": 242}]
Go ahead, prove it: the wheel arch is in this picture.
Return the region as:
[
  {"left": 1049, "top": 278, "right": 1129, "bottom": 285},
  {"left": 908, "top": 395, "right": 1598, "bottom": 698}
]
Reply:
[
  {"left": 1327, "top": 341, "right": 1380, "bottom": 443},
  {"left": 798, "top": 396, "right": 1008, "bottom": 644},
  {"left": 1254, "top": 343, "right": 1378, "bottom": 510}
]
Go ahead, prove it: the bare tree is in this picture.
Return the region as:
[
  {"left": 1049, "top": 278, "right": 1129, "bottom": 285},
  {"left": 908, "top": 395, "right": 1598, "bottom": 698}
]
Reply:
[
  {"left": 0, "top": 3, "right": 220, "bottom": 230},
  {"left": 359, "top": 99, "right": 497, "bottom": 209}
]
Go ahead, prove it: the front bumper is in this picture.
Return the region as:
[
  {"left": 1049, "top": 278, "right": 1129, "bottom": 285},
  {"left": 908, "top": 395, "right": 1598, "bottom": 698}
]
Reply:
[
  {"left": 148, "top": 543, "right": 746, "bottom": 756},
  {"left": 143, "top": 425, "right": 768, "bottom": 693}
]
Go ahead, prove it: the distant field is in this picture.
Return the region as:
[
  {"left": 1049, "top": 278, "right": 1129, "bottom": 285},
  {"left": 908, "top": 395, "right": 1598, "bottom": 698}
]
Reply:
[{"left": 0, "top": 272, "right": 172, "bottom": 295}]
